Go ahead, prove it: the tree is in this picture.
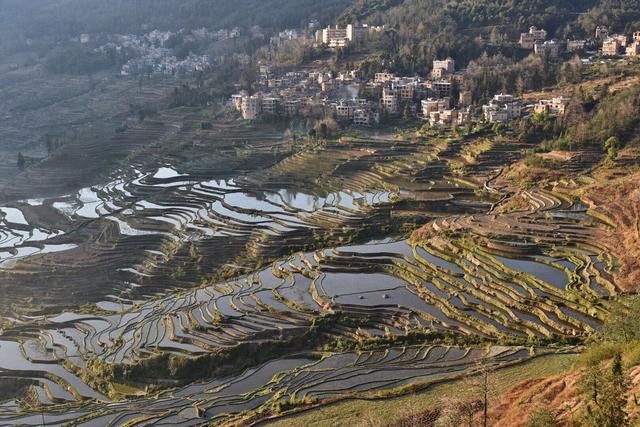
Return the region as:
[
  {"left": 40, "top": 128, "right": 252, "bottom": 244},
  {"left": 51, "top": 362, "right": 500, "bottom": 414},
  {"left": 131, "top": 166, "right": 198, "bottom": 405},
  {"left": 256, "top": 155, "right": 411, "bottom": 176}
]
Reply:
[
  {"left": 481, "top": 364, "right": 489, "bottom": 427},
  {"left": 599, "top": 354, "right": 629, "bottom": 427},
  {"left": 403, "top": 105, "right": 412, "bottom": 121},
  {"left": 579, "top": 364, "right": 602, "bottom": 406},
  {"left": 579, "top": 353, "right": 629, "bottom": 427},
  {"left": 602, "top": 296, "right": 640, "bottom": 344},
  {"left": 307, "top": 128, "right": 317, "bottom": 141},
  {"left": 604, "top": 136, "right": 620, "bottom": 161},
  {"left": 318, "top": 123, "right": 329, "bottom": 139}
]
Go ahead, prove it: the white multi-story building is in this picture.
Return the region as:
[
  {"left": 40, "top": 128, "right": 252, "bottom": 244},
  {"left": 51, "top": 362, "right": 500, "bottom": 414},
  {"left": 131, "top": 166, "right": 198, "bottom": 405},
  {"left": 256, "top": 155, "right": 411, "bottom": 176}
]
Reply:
[
  {"left": 353, "top": 108, "right": 377, "bottom": 126},
  {"left": 421, "top": 97, "right": 450, "bottom": 117},
  {"left": 328, "top": 38, "right": 349, "bottom": 48},
  {"left": 241, "top": 95, "right": 262, "bottom": 120},
  {"left": 283, "top": 99, "right": 302, "bottom": 116},
  {"left": 627, "top": 41, "right": 640, "bottom": 57},
  {"left": 428, "top": 79, "right": 452, "bottom": 98},
  {"left": 375, "top": 72, "right": 396, "bottom": 83},
  {"left": 520, "top": 26, "right": 547, "bottom": 49},
  {"left": 534, "top": 97, "right": 570, "bottom": 116},
  {"left": 335, "top": 101, "right": 356, "bottom": 120},
  {"left": 382, "top": 87, "right": 399, "bottom": 114},
  {"left": 429, "top": 108, "right": 459, "bottom": 127},
  {"left": 261, "top": 97, "right": 280, "bottom": 115},
  {"left": 457, "top": 107, "right": 472, "bottom": 125},
  {"left": 346, "top": 24, "right": 385, "bottom": 43},
  {"left": 567, "top": 40, "right": 587, "bottom": 52},
  {"left": 459, "top": 91, "right": 473, "bottom": 107},
  {"left": 317, "top": 24, "right": 385, "bottom": 47},
  {"left": 483, "top": 93, "right": 522, "bottom": 123},
  {"left": 395, "top": 83, "right": 415, "bottom": 102},
  {"left": 613, "top": 34, "right": 629, "bottom": 47},
  {"left": 346, "top": 24, "right": 367, "bottom": 43},
  {"left": 534, "top": 40, "right": 560, "bottom": 58},
  {"left": 603, "top": 37, "right": 622, "bottom": 56},
  {"left": 432, "top": 58, "right": 455, "bottom": 75},
  {"left": 317, "top": 26, "right": 348, "bottom": 47},
  {"left": 231, "top": 92, "right": 247, "bottom": 111}
]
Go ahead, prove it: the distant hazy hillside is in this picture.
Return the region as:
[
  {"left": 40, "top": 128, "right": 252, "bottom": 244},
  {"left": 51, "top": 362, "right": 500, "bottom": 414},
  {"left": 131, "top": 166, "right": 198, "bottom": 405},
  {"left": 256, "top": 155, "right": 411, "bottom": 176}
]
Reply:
[{"left": 0, "top": 0, "right": 352, "bottom": 38}]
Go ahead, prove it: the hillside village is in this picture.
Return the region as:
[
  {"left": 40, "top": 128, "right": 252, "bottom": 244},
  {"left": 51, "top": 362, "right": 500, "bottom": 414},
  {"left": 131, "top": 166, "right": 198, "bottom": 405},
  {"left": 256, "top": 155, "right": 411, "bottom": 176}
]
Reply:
[
  {"left": 227, "top": 22, "right": 640, "bottom": 128},
  {"left": 64, "top": 18, "right": 640, "bottom": 129}
]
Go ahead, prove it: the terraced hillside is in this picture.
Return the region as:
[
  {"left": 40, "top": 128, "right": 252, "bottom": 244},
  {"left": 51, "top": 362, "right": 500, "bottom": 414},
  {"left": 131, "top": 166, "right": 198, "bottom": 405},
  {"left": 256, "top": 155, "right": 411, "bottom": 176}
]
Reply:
[
  {"left": 0, "top": 68, "right": 179, "bottom": 190},
  {"left": 0, "top": 127, "right": 622, "bottom": 426}
]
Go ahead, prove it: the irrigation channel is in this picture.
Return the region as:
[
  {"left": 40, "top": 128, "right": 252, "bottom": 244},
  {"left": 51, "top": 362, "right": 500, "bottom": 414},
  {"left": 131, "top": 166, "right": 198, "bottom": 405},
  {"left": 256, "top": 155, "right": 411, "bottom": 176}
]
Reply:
[{"left": 0, "top": 133, "right": 617, "bottom": 425}]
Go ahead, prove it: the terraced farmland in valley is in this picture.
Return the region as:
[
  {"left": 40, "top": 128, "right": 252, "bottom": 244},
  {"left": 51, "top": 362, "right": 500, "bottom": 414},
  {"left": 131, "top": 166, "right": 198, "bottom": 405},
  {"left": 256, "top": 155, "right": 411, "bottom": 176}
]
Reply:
[
  {"left": 0, "top": 128, "right": 620, "bottom": 425},
  {"left": 0, "top": 344, "right": 570, "bottom": 426},
  {"left": 0, "top": 132, "right": 488, "bottom": 319}
]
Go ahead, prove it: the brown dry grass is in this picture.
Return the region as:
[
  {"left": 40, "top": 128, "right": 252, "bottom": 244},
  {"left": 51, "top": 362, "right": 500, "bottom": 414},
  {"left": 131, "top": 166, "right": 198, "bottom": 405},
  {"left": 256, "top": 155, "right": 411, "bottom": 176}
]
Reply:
[
  {"left": 523, "top": 75, "right": 640, "bottom": 103},
  {"left": 489, "top": 363, "right": 640, "bottom": 426},
  {"left": 578, "top": 170, "right": 640, "bottom": 292},
  {"left": 537, "top": 150, "right": 576, "bottom": 162},
  {"left": 489, "top": 370, "right": 583, "bottom": 426}
]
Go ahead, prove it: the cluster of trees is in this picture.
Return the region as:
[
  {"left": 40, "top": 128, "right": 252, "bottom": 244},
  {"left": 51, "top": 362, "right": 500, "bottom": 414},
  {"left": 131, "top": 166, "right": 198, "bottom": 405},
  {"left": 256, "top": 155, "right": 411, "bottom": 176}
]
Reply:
[
  {"left": 334, "top": 0, "right": 640, "bottom": 77},
  {"left": 334, "top": 0, "right": 596, "bottom": 75},
  {"left": 578, "top": 353, "right": 630, "bottom": 427},
  {"left": 571, "top": 297, "right": 640, "bottom": 426},
  {"left": 168, "top": 83, "right": 213, "bottom": 108},
  {"left": 257, "top": 40, "right": 325, "bottom": 67},
  {"left": 463, "top": 53, "right": 556, "bottom": 102},
  {"left": 547, "top": 82, "right": 640, "bottom": 152}
]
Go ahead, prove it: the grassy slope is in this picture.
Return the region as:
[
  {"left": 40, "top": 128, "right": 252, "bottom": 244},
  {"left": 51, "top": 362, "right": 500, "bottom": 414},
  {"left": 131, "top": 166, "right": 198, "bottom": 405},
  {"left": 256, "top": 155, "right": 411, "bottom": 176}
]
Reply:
[{"left": 265, "top": 354, "right": 576, "bottom": 427}]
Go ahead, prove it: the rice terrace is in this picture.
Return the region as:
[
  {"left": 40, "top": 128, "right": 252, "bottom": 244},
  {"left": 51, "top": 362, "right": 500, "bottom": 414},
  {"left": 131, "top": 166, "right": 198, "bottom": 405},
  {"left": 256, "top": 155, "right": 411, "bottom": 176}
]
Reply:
[{"left": 1, "top": 1, "right": 640, "bottom": 426}]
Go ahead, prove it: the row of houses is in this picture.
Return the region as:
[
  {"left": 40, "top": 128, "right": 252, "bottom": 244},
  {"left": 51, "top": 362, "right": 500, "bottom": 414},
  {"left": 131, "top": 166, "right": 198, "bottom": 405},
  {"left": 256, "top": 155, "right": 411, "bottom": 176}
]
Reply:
[
  {"left": 232, "top": 39, "right": 584, "bottom": 127},
  {"left": 483, "top": 94, "right": 522, "bottom": 123},
  {"left": 482, "top": 93, "right": 571, "bottom": 123},
  {"left": 421, "top": 97, "right": 473, "bottom": 126},
  {"left": 520, "top": 24, "right": 640, "bottom": 58},
  {"left": 231, "top": 91, "right": 475, "bottom": 128},
  {"left": 231, "top": 91, "right": 381, "bottom": 125},
  {"left": 231, "top": 93, "right": 311, "bottom": 120},
  {"left": 518, "top": 27, "right": 567, "bottom": 59},
  {"left": 233, "top": 80, "right": 571, "bottom": 128},
  {"left": 534, "top": 97, "right": 571, "bottom": 115},
  {"left": 229, "top": 60, "right": 464, "bottom": 125},
  {"left": 602, "top": 31, "right": 640, "bottom": 57},
  {"left": 519, "top": 26, "right": 640, "bottom": 58}
]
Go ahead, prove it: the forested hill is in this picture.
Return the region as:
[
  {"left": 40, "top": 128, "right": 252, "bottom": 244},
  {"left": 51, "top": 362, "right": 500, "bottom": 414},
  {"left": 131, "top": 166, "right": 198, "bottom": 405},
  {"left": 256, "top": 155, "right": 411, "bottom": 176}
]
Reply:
[
  {"left": 338, "top": 0, "right": 640, "bottom": 72},
  {"left": 0, "top": 0, "right": 352, "bottom": 39},
  {"left": 340, "top": 0, "right": 640, "bottom": 32},
  {"left": 4, "top": 0, "right": 640, "bottom": 46}
]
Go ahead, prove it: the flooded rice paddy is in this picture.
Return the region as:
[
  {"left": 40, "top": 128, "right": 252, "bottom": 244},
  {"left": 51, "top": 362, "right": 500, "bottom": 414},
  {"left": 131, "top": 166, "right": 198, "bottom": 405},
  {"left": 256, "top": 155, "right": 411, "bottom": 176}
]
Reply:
[{"left": 0, "top": 134, "right": 618, "bottom": 425}]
